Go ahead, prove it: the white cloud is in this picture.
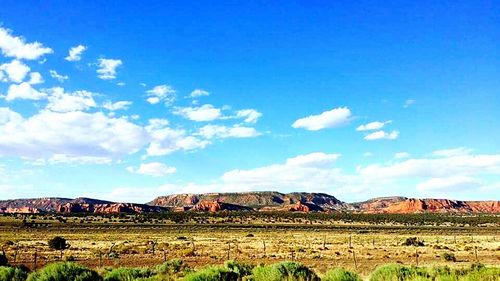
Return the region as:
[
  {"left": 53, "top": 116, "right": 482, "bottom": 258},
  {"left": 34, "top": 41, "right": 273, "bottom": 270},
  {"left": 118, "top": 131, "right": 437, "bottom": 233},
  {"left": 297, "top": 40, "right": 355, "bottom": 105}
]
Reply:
[
  {"left": 363, "top": 152, "right": 373, "bottom": 157},
  {"left": 174, "top": 104, "right": 222, "bottom": 122},
  {"left": 0, "top": 108, "right": 148, "bottom": 161},
  {"left": 65, "top": 45, "right": 87, "bottom": 61},
  {"left": 189, "top": 89, "right": 210, "bottom": 98},
  {"left": 292, "top": 107, "right": 352, "bottom": 131},
  {"left": 97, "top": 58, "right": 122, "bottom": 80},
  {"left": 358, "top": 151, "right": 500, "bottom": 179},
  {"left": 236, "top": 109, "right": 262, "bottom": 123},
  {"left": 145, "top": 119, "right": 209, "bottom": 156},
  {"left": 0, "top": 27, "right": 53, "bottom": 60},
  {"left": 432, "top": 147, "right": 472, "bottom": 157},
  {"left": 364, "top": 130, "right": 399, "bottom": 140},
  {"left": 47, "top": 154, "right": 113, "bottom": 165},
  {"left": 404, "top": 99, "right": 415, "bottom": 108},
  {"left": 103, "top": 101, "right": 132, "bottom": 111},
  {"left": 50, "top": 70, "right": 68, "bottom": 82},
  {"left": 197, "top": 124, "right": 261, "bottom": 139},
  {"left": 0, "top": 60, "right": 30, "bottom": 82},
  {"left": 45, "top": 87, "right": 96, "bottom": 112},
  {"left": 127, "top": 162, "right": 177, "bottom": 177},
  {"left": 394, "top": 152, "right": 410, "bottom": 159},
  {"left": 417, "top": 176, "right": 481, "bottom": 192},
  {"left": 146, "top": 84, "right": 175, "bottom": 105},
  {"left": 5, "top": 82, "right": 46, "bottom": 101},
  {"left": 285, "top": 152, "right": 340, "bottom": 167},
  {"left": 220, "top": 152, "right": 344, "bottom": 191},
  {"left": 94, "top": 149, "right": 500, "bottom": 202},
  {"left": 356, "top": 120, "right": 392, "bottom": 131},
  {"left": 28, "top": 72, "right": 44, "bottom": 85}
]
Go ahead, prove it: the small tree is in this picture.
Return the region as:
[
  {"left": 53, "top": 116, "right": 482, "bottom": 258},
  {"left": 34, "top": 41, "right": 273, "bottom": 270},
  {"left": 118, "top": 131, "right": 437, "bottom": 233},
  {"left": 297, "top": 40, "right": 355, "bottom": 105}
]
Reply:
[
  {"left": 48, "top": 236, "right": 70, "bottom": 260},
  {"left": 443, "top": 252, "right": 456, "bottom": 262},
  {"left": 48, "top": 237, "right": 70, "bottom": 251}
]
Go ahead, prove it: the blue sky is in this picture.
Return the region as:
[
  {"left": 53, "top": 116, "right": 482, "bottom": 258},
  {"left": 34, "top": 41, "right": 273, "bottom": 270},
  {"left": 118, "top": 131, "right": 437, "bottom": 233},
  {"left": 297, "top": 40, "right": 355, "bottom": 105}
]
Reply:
[{"left": 0, "top": 1, "right": 498, "bottom": 203}]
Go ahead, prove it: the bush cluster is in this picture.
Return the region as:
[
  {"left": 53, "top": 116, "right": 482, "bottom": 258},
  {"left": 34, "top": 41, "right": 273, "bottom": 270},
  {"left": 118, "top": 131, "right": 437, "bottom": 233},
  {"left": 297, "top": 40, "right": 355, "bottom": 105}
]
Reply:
[{"left": 0, "top": 260, "right": 498, "bottom": 281}]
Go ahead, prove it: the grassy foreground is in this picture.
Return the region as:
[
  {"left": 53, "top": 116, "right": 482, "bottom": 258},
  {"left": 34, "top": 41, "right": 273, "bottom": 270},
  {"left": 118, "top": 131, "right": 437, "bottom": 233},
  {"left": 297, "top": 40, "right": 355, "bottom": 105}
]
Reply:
[{"left": 1, "top": 258, "right": 499, "bottom": 281}]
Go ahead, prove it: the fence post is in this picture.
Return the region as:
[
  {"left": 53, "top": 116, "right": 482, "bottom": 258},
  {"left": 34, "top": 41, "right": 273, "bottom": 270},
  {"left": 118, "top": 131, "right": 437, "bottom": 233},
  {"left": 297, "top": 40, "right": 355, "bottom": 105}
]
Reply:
[
  {"left": 352, "top": 250, "right": 357, "bottom": 270},
  {"left": 33, "top": 249, "right": 37, "bottom": 270},
  {"left": 349, "top": 235, "right": 352, "bottom": 248},
  {"left": 263, "top": 241, "right": 266, "bottom": 257},
  {"left": 227, "top": 242, "right": 231, "bottom": 260},
  {"left": 415, "top": 248, "right": 419, "bottom": 267}
]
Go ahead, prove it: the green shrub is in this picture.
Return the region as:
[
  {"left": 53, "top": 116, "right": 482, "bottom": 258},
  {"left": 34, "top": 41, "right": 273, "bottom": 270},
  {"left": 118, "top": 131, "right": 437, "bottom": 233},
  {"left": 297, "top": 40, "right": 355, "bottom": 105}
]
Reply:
[
  {"left": 0, "top": 266, "right": 29, "bottom": 281},
  {"left": 323, "top": 268, "right": 361, "bottom": 281},
  {"left": 27, "top": 262, "right": 101, "bottom": 281},
  {"left": 223, "top": 260, "right": 253, "bottom": 277},
  {"left": 370, "top": 264, "right": 419, "bottom": 281},
  {"left": 463, "top": 264, "right": 500, "bottom": 281},
  {"left": 182, "top": 266, "right": 239, "bottom": 281},
  {"left": 252, "top": 261, "right": 319, "bottom": 281},
  {"left": 103, "top": 267, "right": 154, "bottom": 281},
  {"left": 155, "top": 259, "right": 188, "bottom": 275}
]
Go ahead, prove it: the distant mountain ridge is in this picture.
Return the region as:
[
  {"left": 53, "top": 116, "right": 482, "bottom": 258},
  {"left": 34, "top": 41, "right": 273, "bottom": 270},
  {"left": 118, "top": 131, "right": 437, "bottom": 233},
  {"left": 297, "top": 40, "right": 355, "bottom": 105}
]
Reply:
[
  {"left": 148, "top": 191, "right": 345, "bottom": 211},
  {"left": 0, "top": 197, "right": 168, "bottom": 214},
  {"left": 1, "top": 192, "right": 499, "bottom": 214}
]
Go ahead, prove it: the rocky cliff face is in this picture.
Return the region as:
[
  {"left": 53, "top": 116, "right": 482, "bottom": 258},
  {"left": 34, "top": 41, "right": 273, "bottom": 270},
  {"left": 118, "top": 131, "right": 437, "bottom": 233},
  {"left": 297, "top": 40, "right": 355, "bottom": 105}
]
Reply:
[
  {"left": 56, "top": 202, "right": 168, "bottom": 214},
  {"left": 0, "top": 198, "right": 168, "bottom": 214},
  {"left": 1, "top": 192, "right": 499, "bottom": 214},
  {"left": 189, "top": 201, "right": 253, "bottom": 212},
  {"left": 354, "top": 197, "right": 500, "bottom": 213},
  {"left": 149, "top": 191, "right": 345, "bottom": 211}
]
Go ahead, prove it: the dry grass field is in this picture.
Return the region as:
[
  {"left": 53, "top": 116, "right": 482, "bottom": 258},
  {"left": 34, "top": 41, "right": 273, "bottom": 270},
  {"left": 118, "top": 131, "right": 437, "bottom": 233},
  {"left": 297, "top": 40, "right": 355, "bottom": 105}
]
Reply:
[{"left": 0, "top": 213, "right": 499, "bottom": 279}]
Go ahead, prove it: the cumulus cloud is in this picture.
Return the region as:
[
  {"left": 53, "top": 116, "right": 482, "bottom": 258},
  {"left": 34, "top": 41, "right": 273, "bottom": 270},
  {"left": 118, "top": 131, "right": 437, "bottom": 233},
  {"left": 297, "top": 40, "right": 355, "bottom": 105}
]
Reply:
[
  {"left": 357, "top": 150, "right": 500, "bottom": 179},
  {"left": 432, "top": 147, "right": 472, "bottom": 157},
  {"left": 5, "top": 82, "right": 46, "bottom": 101},
  {"left": 416, "top": 176, "right": 481, "bottom": 192},
  {"left": 46, "top": 154, "right": 113, "bottom": 165},
  {"left": 174, "top": 104, "right": 222, "bottom": 122},
  {"left": 50, "top": 70, "right": 68, "bottom": 82},
  {"left": 28, "top": 72, "right": 44, "bottom": 85},
  {"left": 394, "top": 152, "right": 410, "bottom": 159},
  {"left": 65, "top": 45, "right": 87, "bottom": 61},
  {"left": 145, "top": 119, "right": 209, "bottom": 156},
  {"left": 97, "top": 58, "right": 122, "bottom": 80},
  {"left": 197, "top": 124, "right": 261, "bottom": 139},
  {"left": 236, "top": 109, "right": 262, "bottom": 123},
  {"left": 146, "top": 84, "right": 175, "bottom": 105},
  {"left": 93, "top": 149, "right": 500, "bottom": 202},
  {"left": 189, "top": 89, "right": 210, "bottom": 98},
  {"left": 0, "top": 27, "right": 53, "bottom": 60},
  {"left": 103, "top": 101, "right": 132, "bottom": 111},
  {"left": 220, "top": 152, "right": 344, "bottom": 191},
  {"left": 292, "top": 107, "right": 352, "bottom": 131},
  {"left": 126, "top": 162, "right": 177, "bottom": 177},
  {"left": 0, "top": 108, "right": 148, "bottom": 161},
  {"left": 45, "top": 87, "right": 96, "bottom": 112},
  {"left": 356, "top": 120, "right": 392, "bottom": 131},
  {"left": 364, "top": 130, "right": 399, "bottom": 140},
  {"left": 0, "top": 60, "right": 30, "bottom": 82}
]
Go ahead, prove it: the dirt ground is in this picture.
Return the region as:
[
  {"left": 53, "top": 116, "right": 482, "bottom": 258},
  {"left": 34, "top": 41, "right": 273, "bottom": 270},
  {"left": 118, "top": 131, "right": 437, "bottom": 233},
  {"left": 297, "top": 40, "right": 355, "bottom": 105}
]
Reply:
[{"left": 1, "top": 219, "right": 498, "bottom": 278}]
